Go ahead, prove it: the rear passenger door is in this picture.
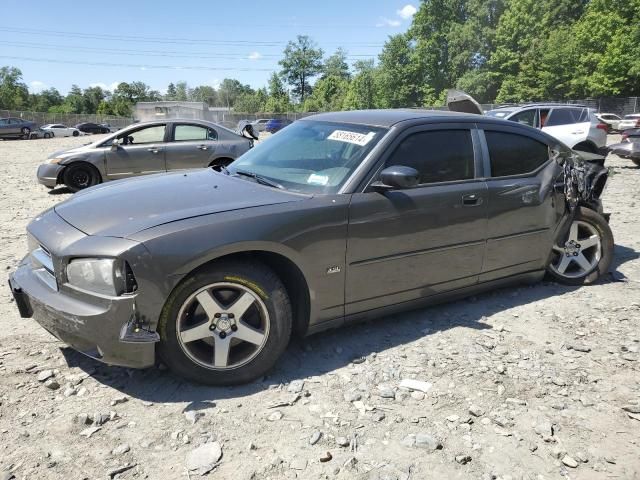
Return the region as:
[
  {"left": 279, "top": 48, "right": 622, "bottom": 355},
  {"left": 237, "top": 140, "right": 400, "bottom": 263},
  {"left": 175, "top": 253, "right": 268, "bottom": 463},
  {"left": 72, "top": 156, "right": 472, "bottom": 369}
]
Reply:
[
  {"left": 165, "top": 123, "right": 218, "bottom": 171},
  {"left": 479, "top": 125, "right": 564, "bottom": 282},
  {"left": 541, "top": 108, "right": 588, "bottom": 147}
]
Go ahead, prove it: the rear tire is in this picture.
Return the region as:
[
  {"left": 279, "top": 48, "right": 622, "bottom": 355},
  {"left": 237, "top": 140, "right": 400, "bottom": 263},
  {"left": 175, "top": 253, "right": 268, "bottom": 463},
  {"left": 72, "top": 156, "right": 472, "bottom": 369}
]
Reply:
[
  {"left": 546, "top": 207, "right": 613, "bottom": 285},
  {"left": 157, "top": 260, "right": 292, "bottom": 385},
  {"left": 62, "top": 163, "right": 100, "bottom": 192},
  {"left": 72, "top": 130, "right": 79, "bottom": 137}
]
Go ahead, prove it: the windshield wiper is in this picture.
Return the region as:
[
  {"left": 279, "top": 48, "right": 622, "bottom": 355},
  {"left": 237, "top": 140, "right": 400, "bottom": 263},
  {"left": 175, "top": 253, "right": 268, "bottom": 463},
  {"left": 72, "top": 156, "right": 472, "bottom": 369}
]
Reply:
[{"left": 233, "top": 169, "right": 285, "bottom": 190}]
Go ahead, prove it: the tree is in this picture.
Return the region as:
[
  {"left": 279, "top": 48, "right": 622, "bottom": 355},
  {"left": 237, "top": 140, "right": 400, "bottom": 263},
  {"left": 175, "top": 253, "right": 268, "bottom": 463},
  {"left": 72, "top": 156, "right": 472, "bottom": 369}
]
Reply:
[
  {"left": 175, "top": 81, "right": 189, "bottom": 101},
  {"left": 0, "top": 66, "right": 29, "bottom": 109},
  {"left": 343, "top": 59, "right": 379, "bottom": 110},
  {"left": 191, "top": 85, "right": 218, "bottom": 106},
  {"left": 303, "top": 75, "right": 349, "bottom": 112},
  {"left": 165, "top": 82, "right": 177, "bottom": 100},
  {"left": 82, "top": 86, "right": 107, "bottom": 113},
  {"left": 322, "top": 48, "right": 351, "bottom": 80},
  {"left": 218, "top": 78, "right": 252, "bottom": 108},
  {"left": 279, "top": 35, "right": 324, "bottom": 104},
  {"left": 28, "top": 87, "right": 64, "bottom": 112},
  {"left": 376, "top": 34, "right": 422, "bottom": 107}
]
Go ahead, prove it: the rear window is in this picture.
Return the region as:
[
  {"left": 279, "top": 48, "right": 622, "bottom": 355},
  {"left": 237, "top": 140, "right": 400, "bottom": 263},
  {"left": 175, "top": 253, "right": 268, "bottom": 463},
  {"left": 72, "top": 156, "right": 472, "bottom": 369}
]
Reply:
[{"left": 485, "top": 131, "right": 550, "bottom": 177}]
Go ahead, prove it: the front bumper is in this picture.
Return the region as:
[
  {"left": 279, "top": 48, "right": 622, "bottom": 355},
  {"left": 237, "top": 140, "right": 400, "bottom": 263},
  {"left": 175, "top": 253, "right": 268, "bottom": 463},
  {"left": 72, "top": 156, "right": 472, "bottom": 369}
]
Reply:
[
  {"left": 9, "top": 257, "right": 156, "bottom": 370},
  {"left": 37, "top": 163, "right": 63, "bottom": 188}
]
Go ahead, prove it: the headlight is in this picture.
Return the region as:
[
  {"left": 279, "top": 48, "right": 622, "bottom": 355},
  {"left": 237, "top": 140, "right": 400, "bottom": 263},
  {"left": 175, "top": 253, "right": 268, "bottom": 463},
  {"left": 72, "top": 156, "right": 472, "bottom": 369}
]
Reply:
[
  {"left": 66, "top": 258, "right": 116, "bottom": 296},
  {"left": 48, "top": 157, "right": 64, "bottom": 164}
]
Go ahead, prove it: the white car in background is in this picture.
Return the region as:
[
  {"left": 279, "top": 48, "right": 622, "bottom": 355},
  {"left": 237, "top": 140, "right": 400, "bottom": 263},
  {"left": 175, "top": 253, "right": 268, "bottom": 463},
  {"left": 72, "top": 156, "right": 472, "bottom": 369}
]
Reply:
[
  {"left": 446, "top": 91, "right": 607, "bottom": 153},
  {"left": 618, "top": 114, "right": 640, "bottom": 131},
  {"left": 40, "top": 124, "right": 83, "bottom": 137},
  {"left": 595, "top": 113, "right": 622, "bottom": 132}
]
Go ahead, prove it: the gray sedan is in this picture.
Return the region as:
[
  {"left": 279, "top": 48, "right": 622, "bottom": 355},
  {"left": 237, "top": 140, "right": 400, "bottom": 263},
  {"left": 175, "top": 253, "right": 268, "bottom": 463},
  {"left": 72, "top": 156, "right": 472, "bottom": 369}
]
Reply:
[
  {"left": 10, "top": 110, "right": 612, "bottom": 385},
  {"left": 37, "top": 119, "right": 253, "bottom": 191}
]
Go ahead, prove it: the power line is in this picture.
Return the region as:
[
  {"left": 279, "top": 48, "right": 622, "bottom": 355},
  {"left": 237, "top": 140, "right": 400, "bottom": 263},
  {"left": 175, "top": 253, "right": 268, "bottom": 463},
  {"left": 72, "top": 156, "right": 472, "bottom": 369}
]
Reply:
[
  {"left": 0, "top": 55, "right": 277, "bottom": 71},
  {"left": 0, "top": 40, "right": 378, "bottom": 60},
  {"left": 0, "top": 26, "right": 386, "bottom": 47}
]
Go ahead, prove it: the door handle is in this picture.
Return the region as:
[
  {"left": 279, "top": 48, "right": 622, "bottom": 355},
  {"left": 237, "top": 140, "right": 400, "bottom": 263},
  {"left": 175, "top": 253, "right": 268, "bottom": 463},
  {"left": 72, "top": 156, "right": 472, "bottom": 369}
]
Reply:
[
  {"left": 147, "top": 147, "right": 160, "bottom": 154},
  {"left": 197, "top": 144, "right": 209, "bottom": 150},
  {"left": 462, "top": 194, "right": 483, "bottom": 206}
]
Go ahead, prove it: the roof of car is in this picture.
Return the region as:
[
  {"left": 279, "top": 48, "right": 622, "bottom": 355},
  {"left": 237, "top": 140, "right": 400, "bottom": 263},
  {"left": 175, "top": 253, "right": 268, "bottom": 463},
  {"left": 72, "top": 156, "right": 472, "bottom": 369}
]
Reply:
[
  {"left": 489, "top": 103, "right": 588, "bottom": 112},
  {"left": 301, "top": 109, "right": 480, "bottom": 128}
]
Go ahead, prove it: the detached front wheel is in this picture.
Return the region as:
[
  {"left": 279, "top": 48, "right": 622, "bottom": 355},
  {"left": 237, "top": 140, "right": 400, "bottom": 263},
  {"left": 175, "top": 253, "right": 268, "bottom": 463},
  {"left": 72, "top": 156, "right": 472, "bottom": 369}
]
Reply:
[
  {"left": 547, "top": 207, "right": 613, "bottom": 285},
  {"left": 158, "top": 260, "right": 292, "bottom": 385}
]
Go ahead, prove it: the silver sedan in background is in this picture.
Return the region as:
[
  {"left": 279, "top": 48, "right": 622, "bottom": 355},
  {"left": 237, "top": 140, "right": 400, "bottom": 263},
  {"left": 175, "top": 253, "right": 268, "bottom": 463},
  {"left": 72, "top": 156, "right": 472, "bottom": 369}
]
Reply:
[{"left": 37, "top": 119, "right": 254, "bottom": 191}]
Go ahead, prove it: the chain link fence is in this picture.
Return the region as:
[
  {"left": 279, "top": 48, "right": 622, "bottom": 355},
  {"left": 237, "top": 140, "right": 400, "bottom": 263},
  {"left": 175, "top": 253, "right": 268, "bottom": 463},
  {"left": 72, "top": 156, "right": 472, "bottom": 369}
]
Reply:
[{"left": 0, "top": 110, "right": 133, "bottom": 129}]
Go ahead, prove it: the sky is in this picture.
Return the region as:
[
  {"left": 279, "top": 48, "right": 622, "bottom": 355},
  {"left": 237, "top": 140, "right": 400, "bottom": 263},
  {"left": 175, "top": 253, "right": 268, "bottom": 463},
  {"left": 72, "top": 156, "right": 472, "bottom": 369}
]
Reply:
[{"left": 0, "top": 0, "right": 417, "bottom": 96}]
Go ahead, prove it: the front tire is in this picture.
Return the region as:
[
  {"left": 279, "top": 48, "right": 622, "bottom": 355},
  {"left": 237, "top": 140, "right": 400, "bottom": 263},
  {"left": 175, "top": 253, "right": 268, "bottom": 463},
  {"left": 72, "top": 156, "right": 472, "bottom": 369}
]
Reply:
[
  {"left": 547, "top": 207, "right": 613, "bottom": 285},
  {"left": 21, "top": 127, "right": 30, "bottom": 139},
  {"left": 62, "top": 163, "right": 100, "bottom": 192},
  {"left": 72, "top": 130, "right": 79, "bottom": 137},
  {"left": 158, "top": 260, "right": 292, "bottom": 385}
]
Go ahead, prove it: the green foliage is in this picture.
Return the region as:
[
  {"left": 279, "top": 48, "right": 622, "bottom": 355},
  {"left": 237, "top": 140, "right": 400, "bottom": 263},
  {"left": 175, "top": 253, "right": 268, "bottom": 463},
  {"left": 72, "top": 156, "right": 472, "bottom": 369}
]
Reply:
[
  {"left": 322, "top": 48, "right": 351, "bottom": 80},
  {"left": 0, "top": 66, "right": 29, "bottom": 109},
  {"left": 279, "top": 35, "right": 324, "bottom": 104}
]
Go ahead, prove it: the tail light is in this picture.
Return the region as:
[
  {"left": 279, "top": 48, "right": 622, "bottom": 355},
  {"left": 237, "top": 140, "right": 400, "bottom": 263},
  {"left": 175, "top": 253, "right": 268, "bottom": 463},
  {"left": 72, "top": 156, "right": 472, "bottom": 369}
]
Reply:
[
  {"left": 622, "top": 131, "right": 629, "bottom": 141},
  {"left": 596, "top": 123, "right": 608, "bottom": 132}
]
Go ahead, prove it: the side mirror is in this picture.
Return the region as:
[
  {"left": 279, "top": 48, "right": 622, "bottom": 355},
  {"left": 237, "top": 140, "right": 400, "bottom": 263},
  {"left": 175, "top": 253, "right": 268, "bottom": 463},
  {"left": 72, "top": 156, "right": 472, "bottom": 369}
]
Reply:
[
  {"left": 110, "top": 139, "right": 120, "bottom": 151},
  {"left": 371, "top": 165, "right": 420, "bottom": 191}
]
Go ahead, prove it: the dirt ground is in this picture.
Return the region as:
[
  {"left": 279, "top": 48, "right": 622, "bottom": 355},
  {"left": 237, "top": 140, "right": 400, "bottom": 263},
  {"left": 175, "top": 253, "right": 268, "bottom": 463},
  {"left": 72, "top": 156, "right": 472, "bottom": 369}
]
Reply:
[{"left": 0, "top": 134, "right": 638, "bottom": 480}]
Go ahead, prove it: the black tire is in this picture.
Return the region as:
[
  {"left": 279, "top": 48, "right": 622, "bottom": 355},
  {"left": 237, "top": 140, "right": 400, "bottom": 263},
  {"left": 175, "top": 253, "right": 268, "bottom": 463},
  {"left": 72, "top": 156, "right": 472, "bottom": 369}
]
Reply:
[
  {"left": 21, "top": 127, "right": 30, "bottom": 140},
  {"left": 546, "top": 207, "right": 613, "bottom": 285},
  {"left": 157, "top": 260, "right": 292, "bottom": 385},
  {"left": 62, "top": 163, "right": 100, "bottom": 192},
  {"left": 44, "top": 132, "right": 51, "bottom": 139},
  {"left": 631, "top": 158, "right": 640, "bottom": 167},
  {"left": 72, "top": 130, "right": 79, "bottom": 137}
]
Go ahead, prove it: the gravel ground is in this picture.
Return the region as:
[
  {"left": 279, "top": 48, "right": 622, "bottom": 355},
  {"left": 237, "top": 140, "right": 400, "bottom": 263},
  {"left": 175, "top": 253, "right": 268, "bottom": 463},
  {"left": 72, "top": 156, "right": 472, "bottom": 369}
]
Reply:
[{"left": 0, "top": 135, "right": 639, "bottom": 480}]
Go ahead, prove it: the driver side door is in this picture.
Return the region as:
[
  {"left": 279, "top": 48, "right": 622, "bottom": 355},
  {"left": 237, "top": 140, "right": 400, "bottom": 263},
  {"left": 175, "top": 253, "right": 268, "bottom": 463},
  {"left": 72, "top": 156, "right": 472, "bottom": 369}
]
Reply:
[{"left": 104, "top": 124, "right": 168, "bottom": 179}]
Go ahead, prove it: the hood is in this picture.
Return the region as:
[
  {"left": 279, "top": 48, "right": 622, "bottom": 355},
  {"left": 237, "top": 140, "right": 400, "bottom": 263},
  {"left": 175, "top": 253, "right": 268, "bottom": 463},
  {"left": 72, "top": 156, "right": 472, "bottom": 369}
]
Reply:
[
  {"left": 446, "top": 89, "right": 484, "bottom": 115},
  {"left": 49, "top": 144, "right": 93, "bottom": 159},
  {"left": 54, "top": 169, "right": 304, "bottom": 238}
]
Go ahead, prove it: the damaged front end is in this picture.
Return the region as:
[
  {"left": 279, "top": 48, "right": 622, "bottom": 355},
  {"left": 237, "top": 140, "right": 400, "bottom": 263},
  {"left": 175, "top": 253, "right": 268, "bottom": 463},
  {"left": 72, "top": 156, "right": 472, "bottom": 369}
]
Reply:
[{"left": 559, "top": 148, "right": 609, "bottom": 216}]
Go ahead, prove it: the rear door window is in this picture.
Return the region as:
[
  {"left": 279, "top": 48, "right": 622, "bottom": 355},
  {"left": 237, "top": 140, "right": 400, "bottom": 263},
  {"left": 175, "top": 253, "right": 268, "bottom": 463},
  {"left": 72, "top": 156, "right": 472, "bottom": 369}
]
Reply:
[
  {"left": 386, "top": 130, "right": 475, "bottom": 184},
  {"left": 173, "top": 124, "right": 217, "bottom": 142},
  {"left": 485, "top": 131, "right": 549, "bottom": 177}
]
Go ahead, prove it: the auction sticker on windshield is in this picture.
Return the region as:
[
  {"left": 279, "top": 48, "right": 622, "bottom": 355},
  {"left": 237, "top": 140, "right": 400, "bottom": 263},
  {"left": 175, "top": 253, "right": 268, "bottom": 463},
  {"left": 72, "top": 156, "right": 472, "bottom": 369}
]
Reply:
[{"left": 328, "top": 130, "right": 376, "bottom": 146}]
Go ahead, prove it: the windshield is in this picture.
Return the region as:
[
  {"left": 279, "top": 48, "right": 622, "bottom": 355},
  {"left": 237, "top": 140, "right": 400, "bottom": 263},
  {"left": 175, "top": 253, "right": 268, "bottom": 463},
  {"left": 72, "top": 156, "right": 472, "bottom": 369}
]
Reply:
[
  {"left": 228, "top": 120, "right": 387, "bottom": 194},
  {"left": 486, "top": 110, "right": 514, "bottom": 118}
]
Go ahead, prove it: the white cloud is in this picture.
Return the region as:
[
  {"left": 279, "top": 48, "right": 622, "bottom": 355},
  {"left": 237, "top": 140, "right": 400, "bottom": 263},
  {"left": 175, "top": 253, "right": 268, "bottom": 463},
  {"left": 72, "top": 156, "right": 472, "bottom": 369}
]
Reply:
[
  {"left": 248, "top": 51, "right": 262, "bottom": 60},
  {"left": 89, "top": 81, "right": 121, "bottom": 92},
  {"left": 29, "top": 80, "right": 47, "bottom": 93},
  {"left": 397, "top": 4, "right": 417, "bottom": 19},
  {"left": 376, "top": 16, "right": 401, "bottom": 28}
]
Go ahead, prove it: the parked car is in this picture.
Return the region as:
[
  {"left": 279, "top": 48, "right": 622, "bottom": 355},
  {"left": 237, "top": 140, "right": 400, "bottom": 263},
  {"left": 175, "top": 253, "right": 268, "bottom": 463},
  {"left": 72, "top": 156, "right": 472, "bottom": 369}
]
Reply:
[
  {"left": 607, "top": 128, "right": 640, "bottom": 166},
  {"left": 28, "top": 128, "right": 54, "bottom": 140},
  {"left": 265, "top": 118, "right": 293, "bottom": 133},
  {"left": 595, "top": 113, "right": 622, "bottom": 132},
  {"left": 251, "top": 118, "right": 272, "bottom": 133},
  {"left": 617, "top": 113, "right": 640, "bottom": 131},
  {"left": 75, "top": 122, "right": 110, "bottom": 134},
  {"left": 447, "top": 90, "right": 607, "bottom": 154},
  {"left": 41, "top": 124, "right": 82, "bottom": 137},
  {"left": 100, "top": 123, "right": 113, "bottom": 133},
  {"left": 0, "top": 117, "right": 37, "bottom": 139},
  {"left": 37, "top": 119, "right": 253, "bottom": 191},
  {"left": 10, "top": 110, "right": 612, "bottom": 385}
]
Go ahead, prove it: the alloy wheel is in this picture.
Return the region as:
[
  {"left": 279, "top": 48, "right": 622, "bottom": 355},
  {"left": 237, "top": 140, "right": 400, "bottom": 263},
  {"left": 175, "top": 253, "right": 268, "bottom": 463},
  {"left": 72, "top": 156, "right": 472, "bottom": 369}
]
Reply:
[
  {"left": 176, "top": 282, "right": 270, "bottom": 370},
  {"left": 549, "top": 220, "right": 601, "bottom": 279}
]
